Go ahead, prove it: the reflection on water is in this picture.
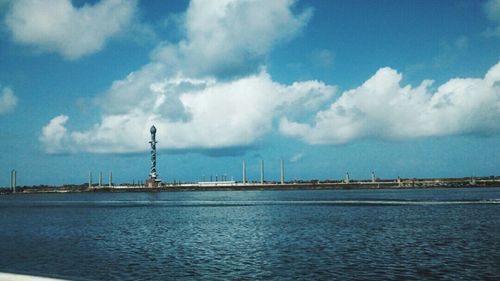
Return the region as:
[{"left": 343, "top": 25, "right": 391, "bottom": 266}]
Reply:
[{"left": 0, "top": 188, "right": 499, "bottom": 280}]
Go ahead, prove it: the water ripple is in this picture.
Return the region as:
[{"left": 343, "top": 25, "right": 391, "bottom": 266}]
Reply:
[
  {"left": 0, "top": 189, "right": 499, "bottom": 280},
  {"left": 1, "top": 198, "right": 499, "bottom": 208}
]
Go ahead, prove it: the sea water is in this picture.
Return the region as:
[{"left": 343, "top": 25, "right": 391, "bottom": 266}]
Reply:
[{"left": 0, "top": 188, "right": 499, "bottom": 280}]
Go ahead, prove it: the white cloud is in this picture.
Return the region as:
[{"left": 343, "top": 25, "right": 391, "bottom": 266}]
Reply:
[
  {"left": 484, "top": 0, "right": 500, "bottom": 37},
  {"left": 0, "top": 86, "right": 18, "bottom": 114},
  {"left": 5, "top": 0, "right": 138, "bottom": 59},
  {"left": 41, "top": 69, "right": 335, "bottom": 154},
  {"left": 39, "top": 0, "right": 325, "bottom": 154},
  {"left": 40, "top": 115, "right": 71, "bottom": 153},
  {"left": 280, "top": 61, "right": 500, "bottom": 144},
  {"left": 39, "top": 0, "right": 500, "bottom": 155},
  {"left": 152, "top": 0, "right": 312, "bottom": 78}
]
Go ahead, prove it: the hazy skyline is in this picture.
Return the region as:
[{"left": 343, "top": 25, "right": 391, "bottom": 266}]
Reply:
[{"left": 1, "top": 0, "right": 499, "bottom": 185}]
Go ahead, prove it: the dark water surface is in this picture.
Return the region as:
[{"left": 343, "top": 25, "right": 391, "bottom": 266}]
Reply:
[{"left": 0, "top": 188, "right": 499, "bottom": 280}]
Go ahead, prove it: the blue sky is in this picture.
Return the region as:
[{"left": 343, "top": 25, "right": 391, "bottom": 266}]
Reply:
[{"left": 0, "top": 0, "right": 499, "bottom": 186}]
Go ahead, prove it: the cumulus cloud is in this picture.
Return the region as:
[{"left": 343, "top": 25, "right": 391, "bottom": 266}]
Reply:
[
  {"left": 39, "top": 0, "right": 323, "bottom": 154},
  {"left": 484, "top": 0, "right": 500, "bottom": 37},
  {"left": 280, "top": 61, "right": 500, "bottom": 144},
  {"left": 40, "top": 115, "right": 71, "bottom": 153},
  {"left": 41, "top": 69, "right": 335, "bottom": 154},
  {"left": 39, "top": 0, "right": 500, "bottom": 155},
  {"left": 0, "top": 86, "right": 18, "bottom": 114},
  {"left": 5, "top": 0, "right": 138, "bottom": 59},
  {"left": 152, "top": 0, "right": 312, "bottom": 78}
]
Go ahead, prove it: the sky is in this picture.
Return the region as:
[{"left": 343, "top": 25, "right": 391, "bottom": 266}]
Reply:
[{"left": 0, "top": 0, "right": 499, "bottom": 186}]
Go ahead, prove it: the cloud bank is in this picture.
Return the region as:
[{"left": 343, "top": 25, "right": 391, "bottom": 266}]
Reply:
[
  {"left": 0, "top": 86, "right": 17, "bottom": 114},
  {"left": 280, "top": 62, "right": 500, "bottom": 144},
  {"left": 5, "top": 0, "right": 138, "bottom": 59},
  {"left": 39, "top": 0, "right": 500, "bottom": 154},
  {"left": 40, "top": 0, "right": 324, "bottom": 154},
  {"left": 40, "top": 70, "right": 334, "bottom": 153}
]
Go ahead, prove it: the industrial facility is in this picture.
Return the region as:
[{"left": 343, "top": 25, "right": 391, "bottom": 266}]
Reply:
[{"left": 2, "top": 125, "right": 499, "bottom": 194}]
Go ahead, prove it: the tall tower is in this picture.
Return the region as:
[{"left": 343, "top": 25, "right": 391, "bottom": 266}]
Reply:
[
  {"left": 147, "top": 125, "right": 161, "bottom": 187},
  {"left": 280, "top": 159, "right": 284, "bottom": 184},
  {"left": 11, "top": 169, "right": 16, "bottom": 193},
  {"left": 260, "top": 160, "right": 264, "bottom": 184},
  {"left": 242, "top": 160, "right": 247, "bottom": 184}
]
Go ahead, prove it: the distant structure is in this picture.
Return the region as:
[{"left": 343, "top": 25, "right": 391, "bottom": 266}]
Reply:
[
  {"left": 109, "top": 171, "right": 113, "bottom": 188},
  {"left": 280, "top": 159, "right": 285, "bottom": 184},
  {"left": 88, "top": 171, "right": 92, "bottom": 189},
  {"left": 10, "top": 169, "right": 16, "bottom": 193},
  {"left": 147, "top": 125, "right": 161, "bottom": 187},
  {"left": 345, "top": 172, "right": 350, "bottom": 184},
  {"left": 242, "top": 160, "right": 247, "bottom": 184},
  {"left": 470, "top": 175, "right": 476, "bottom": 185},
  {"left": 260, "top": 160, "right": 265, "bottom": 184},
  {"left": 371, "top": 171, "right": 376, "bottom": 183}
]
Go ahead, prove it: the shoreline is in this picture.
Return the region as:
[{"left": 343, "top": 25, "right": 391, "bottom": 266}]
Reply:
[{"left": 2, "top": 179, "right": 500, "bottom": 194}]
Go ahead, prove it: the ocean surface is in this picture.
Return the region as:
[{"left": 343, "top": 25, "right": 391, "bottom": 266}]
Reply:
[{"left": 0, "top": 188, "right": 499, "bottom": 280}]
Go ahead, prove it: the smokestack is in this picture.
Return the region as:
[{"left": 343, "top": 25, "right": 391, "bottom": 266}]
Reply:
[
  {"left": 11, "top": 169, "right": 16, "bottom": 193},
  {"left": 280, "top": 159, "right": 284, "bottom": 184},
  {"left": 371, "top": 171, "right": 376, "bottom": 183},
  {"left": 109, "top": 171, "right": 113, "bottom": 188},
  {"left": 345, "top": 172, "right": 350, "bottom": 184},
  {"left": 260, "top": 160, "right": 264, "bottom": 184},
  {"left": 88, "top": 171, "right": 92, "bottom": 189},
  {"left": 242, "top": 160, "right": 247, "bottom": 184}
]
